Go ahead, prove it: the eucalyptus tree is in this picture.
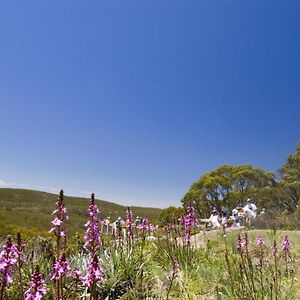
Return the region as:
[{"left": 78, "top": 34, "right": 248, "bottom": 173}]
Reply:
[
  {"left": 158, "top": 206, "right": 184, "bottom": 226},
  {"left": 279, "top": 141, "right": 300, "bottom": 183},
  {"left": 182, "top": 164, "right": 276, "bottom": 217},
  {"left": 277, "top": 140, "right": 300, "bottom": 212}
]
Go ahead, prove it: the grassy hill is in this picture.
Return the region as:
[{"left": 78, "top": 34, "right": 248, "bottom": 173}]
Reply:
[{"left": 0, "top": 188, "right": 161, "bottom": 239}]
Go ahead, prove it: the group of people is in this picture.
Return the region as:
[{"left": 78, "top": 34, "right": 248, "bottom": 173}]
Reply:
[
  {"left": 101, "top": 216, "right": 142, "bottom": 232},
  {"left": 103, "top": 199, "right": 262, "bottom": 234},
  {"left": 208, "top": 198, "right": 261, "bottom": 229},
  {"left": 113, "top": 216, "right": 143, "bottom": 232}
]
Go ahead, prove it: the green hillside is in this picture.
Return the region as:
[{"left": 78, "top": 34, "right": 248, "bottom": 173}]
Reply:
[{"left": 0, "top": 188, "right": 161, "bottom": 239}]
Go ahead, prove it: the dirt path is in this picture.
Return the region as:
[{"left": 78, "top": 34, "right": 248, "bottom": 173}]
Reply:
[{"left": 188, "top": 226, "right": 245, "bottom": 248}]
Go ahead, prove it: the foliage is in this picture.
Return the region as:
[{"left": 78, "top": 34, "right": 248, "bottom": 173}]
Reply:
[
  {"left": 158, "top": 206, "right": 183, "bottom": 227},
  {"left": 279, "top": 140, "right": 300, "bottom": 183},
  {"left": 274, "top": 140, "right": 300, "bottom": 213},
  {"left": 0, "top": 188, "right": 161, "bottom": 238},
  {"left": 219, "top": 232, "right": 296, "bottom": 300},
  {"left": 253, "top": 209, "right": 300, "bottom": 231},
  {"left": 0, "top": 224, "right": 299, "bottom": 299},
  {"left": 182, "top": 164, "right": 276, "bottom": 217}
]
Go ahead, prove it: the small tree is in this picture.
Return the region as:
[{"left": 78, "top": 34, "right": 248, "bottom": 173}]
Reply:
[
  {"left": 158, "top": 206, "right": 183, "bottom": 226},
  {"left": 277, "top": 140, "right": 300, "bottom": 212}
]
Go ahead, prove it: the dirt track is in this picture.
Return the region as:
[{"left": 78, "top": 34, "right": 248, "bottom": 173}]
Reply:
[{"left": 183, "top": 226, "right": 246, "bottom": 248}]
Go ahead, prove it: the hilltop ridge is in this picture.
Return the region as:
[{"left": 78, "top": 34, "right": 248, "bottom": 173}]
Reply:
[{"left": 0, "top": 188, "right": 161, "bottom": 238}]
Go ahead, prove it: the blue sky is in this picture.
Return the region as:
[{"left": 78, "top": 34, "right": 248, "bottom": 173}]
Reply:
[{"left": 0, "top": 1, "right": 299, "bottom": 208}]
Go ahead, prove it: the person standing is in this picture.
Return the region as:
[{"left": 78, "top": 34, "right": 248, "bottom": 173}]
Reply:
[
  {"left": 221, "top": 207, "right": 228, "bottom": 227},
  {"left": 243, "top": 199, "right": 257, "bottom": 223},
  {"left": 208, "top": 207, "right": 221, "bottom": 228}
]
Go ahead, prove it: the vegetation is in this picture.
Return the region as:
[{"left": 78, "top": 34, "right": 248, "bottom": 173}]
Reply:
[
  {"left": 0, "top": 188, "right": 161, "bottom": 239},
  {"left": 182, "top": 164, "right": 276, "bottom": 217},
  {"left": 0, "top": 213, "right": 298, "bottom": 299},
  {"left": 158, "top": 206, "right": 183, "bottom": 227},
  {"left": 277, "top": 141, "right": 300, "bottom": 212},
  {"left": 182, "top": 140, "right": 300, "bottom": 223}
]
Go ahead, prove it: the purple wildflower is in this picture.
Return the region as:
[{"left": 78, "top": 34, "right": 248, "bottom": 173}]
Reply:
[
  {"left": 256, "top": 236, "right": 265, "bottom": 246},
  {"left": 282, "top": 235, "right": 290, "bottom": 253},
  {"left": 138, "top": 217, "right": 149, "bottom": 232},
  {"left": 84, "top": 193, "right": 102, "bottom": 254},
  {"left": 49, "top": 190, "right": 68, "bottom": 241},
  {"left": 187, "top": 202, "right": 198, "bottom": 227},
  {"left": 84, "top": 256, "right": 104, "bottom": 287},
  {"left": 182, "top": 215, "right": 192, "bottom": 245},
  {"left": 50, "top": 254, "right": 71, "bottom": 281},
  {"left": 24, "top": 267, "right": 47, "bottom": 300},
  {"left": 126, "top": 207, "right": 133, "bottom": 222},
  {"left": 181, "top": 203, "right": 198, "bottom": 246},
  {"left": 166, "top": 259, "right": 180, "bottom": 281},
  {"left": 126, "top": 207, "right": 133, "bottom": 229},
  {"left": 241, "top": 233, "right": 250, "bottom": 253},
  {"left": 72, "top": 268, "right": 83, "bottom": 281},
  {"left": 0, "top": 236, "right": 18, "bottom": 285},
  {"left": 126, "top": 207, "right": 134, "bottom": 240},
  {"left": 237, "top": 234, "right": 250, "bottom": 253},
  {"left": 237, "top": 234, "right": 242, "bottom": 252},
  {"left": 149, "top": 224, "right": 158, "bottom": 232}
]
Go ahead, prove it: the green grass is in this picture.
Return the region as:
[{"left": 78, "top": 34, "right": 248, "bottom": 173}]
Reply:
[{"left": 0, "top": 188, "right": 161, "bottom": 238}]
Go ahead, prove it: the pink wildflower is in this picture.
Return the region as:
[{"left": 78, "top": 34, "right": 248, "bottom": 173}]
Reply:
[
  {"left": 84, "top": 193, "right": 102, "bottom": 254},
  {"left": 126, "top": 207, "right": 134, "bottom": 240},
  {"left": 138, "top": 217, "right": 149, "bottom": 232},
  {"left": 241, "top": 233, "right": 250, "bottom": 253},
  {"left": 181, "top": 202, "right": 198, "bottom": 246},
  {"left": 149, "top": 224, "right": 158, "bottom": 232},
  {"left": 187, "top": 202, "right": 198, "bottom": 227},
  {"left": 126, "top": 207, "right": 133, "bottom": 221},
  {"left": 237, "top": 234, "right": 250, "bottom": 253},
  {"left": 50, "top": 254, "right": 71, "bottom": 281},
  {"left": 84, "top": 256, "right": 104, "bottom": 287},
  {"left": 72, "top": 268, "right": 83, "bottom": 281},
  {"left": 51, "top": 218, "right": 62, "bottom": 226},
  {"left": 256, "top": 236, "right": 265, "bottom": 246},
  {"left": 237, "top": 234, "right": 242, "bottom": 252},
  {"left": 49, "top": 190, "right": 68, "bottom": 241},
  {"left": 24, "top": 267, "right": 47, "bottom": 300},
  {"left": 166, "top": 259, "right": 179, "bottom": 281},
  {"left": 282, "top": 235, "right": 290, "bottom": 253},
  {"left": 0, "top": 236, "right": 18, "bottom": 285}
]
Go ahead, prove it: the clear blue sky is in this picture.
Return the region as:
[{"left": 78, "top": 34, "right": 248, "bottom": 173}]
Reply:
[{"left": 0, "top": 1, "right": 299, "bottom": 208}]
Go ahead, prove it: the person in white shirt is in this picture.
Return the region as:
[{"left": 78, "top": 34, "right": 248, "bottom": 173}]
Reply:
[
  {"left": 208, "top": 208, "right": 221, "bottom": 228},
  {"left": 243, "top": 199, "right": 257, "bottom": 222}
]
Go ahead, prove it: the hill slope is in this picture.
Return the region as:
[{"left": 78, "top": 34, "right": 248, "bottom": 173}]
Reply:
[{"left": 0, "top": 188, "right": 161, "bottom": 238}]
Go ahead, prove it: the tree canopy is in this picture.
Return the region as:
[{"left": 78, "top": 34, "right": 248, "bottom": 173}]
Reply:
[
  {"left": 279, "top": 141, "right": 300, "bottom": 183},
  {"left": 276, "top": 140, "right": 300, "bottom": 212},
  {"left": 182, "top": 164, "right": 276, "bottom": 217},
  {"left": 158, "top": 206, "right": 183, "bottom": 226}
]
